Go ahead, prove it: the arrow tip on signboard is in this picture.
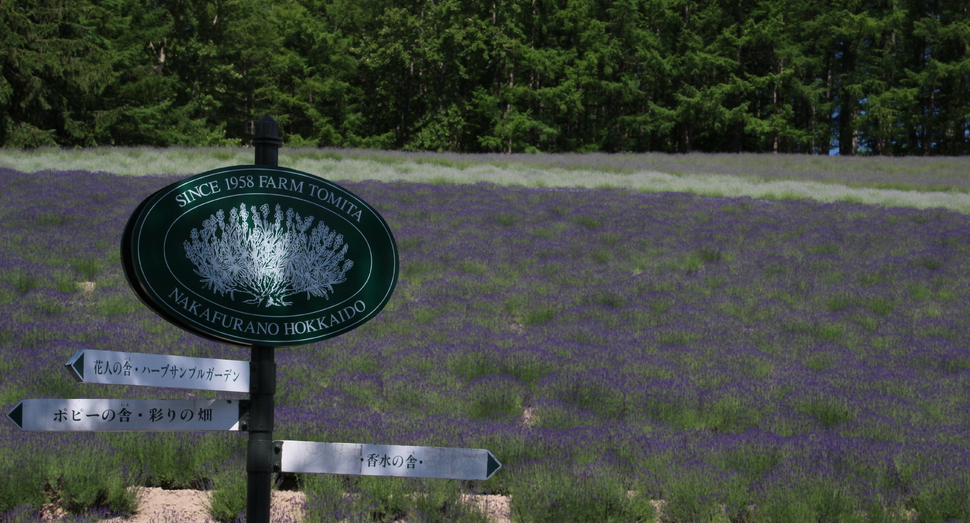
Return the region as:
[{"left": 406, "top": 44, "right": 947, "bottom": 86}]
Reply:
[
  {"left": 486, "top": 451, "right": 502, "bottom": 479},
  {"left": 6, "top": 401, "right": 23, "bottom": 430},
  {"left": 65, "top": 350, "right": 84, "bottom": 382}
]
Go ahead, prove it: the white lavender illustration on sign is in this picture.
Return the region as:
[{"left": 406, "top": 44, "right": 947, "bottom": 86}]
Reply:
[{"left": 183, "top": 203, "right": 354, "bottom": 307}]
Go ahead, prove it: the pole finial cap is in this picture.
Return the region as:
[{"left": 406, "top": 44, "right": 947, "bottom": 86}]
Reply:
[{"left": 254, "top": 116, "right": 282, "bottom": 145}]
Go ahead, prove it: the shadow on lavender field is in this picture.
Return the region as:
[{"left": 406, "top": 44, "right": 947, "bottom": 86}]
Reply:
[{"left": 1, "top": 168, "right": 969, "bottom": 522}]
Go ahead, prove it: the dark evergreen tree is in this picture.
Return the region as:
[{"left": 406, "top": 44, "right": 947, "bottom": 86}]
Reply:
[
  {"left": 1, "top": 0, "right": 967, "bottom": 154},
  {"left": 0, "top": 0, "right": 113, "bottom": 147}
]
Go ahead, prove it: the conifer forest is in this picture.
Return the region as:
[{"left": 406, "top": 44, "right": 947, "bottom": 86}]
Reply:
[{"left": 1, "top": 0, "right": 969, "bottom": 154}]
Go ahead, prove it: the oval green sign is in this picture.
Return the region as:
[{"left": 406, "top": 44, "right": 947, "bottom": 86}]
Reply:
[{"left": 122, "top": 166, "right": 398, "bottom": 347}]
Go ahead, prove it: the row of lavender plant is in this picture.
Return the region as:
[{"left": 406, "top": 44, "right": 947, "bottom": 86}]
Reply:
[{"left": 2, "top": 168, "right": 969, "bottom": 521}]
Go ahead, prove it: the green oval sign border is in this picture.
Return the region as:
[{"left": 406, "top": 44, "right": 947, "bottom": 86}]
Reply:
[{"left": 122, "top": 165, "right": 398, "bottom": 347}]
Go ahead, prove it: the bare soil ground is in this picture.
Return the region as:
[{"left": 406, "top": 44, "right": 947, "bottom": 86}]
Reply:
[{"left": 91, "top": 487, "right": 511, "bottom": 523}]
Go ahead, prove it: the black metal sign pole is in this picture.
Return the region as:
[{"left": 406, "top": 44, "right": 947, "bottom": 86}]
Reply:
[
  {"left": 247, "top": 116, "right": 282, "bottom": 523},
  {"left": 246, "top": 345, "right": 275, "bottom": 523}
]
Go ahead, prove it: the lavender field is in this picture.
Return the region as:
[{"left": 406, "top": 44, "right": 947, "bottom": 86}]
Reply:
[{"left": 2, "top": 166, "right": 970, "bottom": 522}]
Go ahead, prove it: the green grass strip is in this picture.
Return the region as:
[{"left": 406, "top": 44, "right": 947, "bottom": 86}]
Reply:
[{"left": 3, "top": 147, "right": 970, "bottom": 213}]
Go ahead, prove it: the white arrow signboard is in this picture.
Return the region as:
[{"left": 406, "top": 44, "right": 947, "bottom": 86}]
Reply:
[
  {"left": 278, "top": 440, "right": 502, "bottom": 480},
  {"left": 6, "top": 399, "right": 245, "bottom": 432},
  {"left": 65, "top": 349, "right": 249, "bottom": 392}
]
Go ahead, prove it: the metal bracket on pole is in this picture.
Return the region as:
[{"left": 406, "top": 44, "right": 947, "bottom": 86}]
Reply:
[
  {"left": 238, "top": 401, "right": 250, "bottom": 432},
  {"left": 249, "top": 358, "right": 277, "bottom": 395},
  {"left": 273, "top": 441, "right": 283, "bottom": 473}
]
